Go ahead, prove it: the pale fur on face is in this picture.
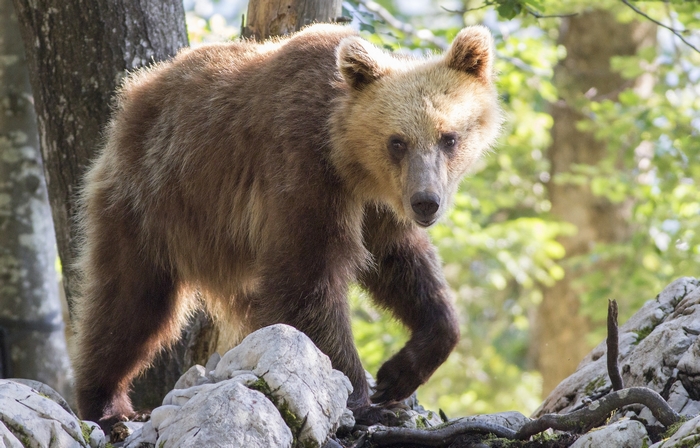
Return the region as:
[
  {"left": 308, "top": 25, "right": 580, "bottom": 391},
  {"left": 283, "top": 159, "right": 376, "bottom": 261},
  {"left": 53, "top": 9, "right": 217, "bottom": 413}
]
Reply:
[{"left": 330, "top": 26, "right": 502, "bottom": 225}]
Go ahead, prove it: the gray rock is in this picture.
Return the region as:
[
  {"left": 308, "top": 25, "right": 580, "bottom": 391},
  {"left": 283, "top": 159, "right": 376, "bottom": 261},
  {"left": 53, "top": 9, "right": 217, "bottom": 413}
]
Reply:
[
  {"left": 212, "top": 324, "right": 353, "bottom": 445},
  {"left": 649, "top": 414, "right": 700, "bottom": 447},
  {"left": 127, "top": 324, "right": 352, "bottom": 448},
  {"left": 155, "top": 382, "right": 293, "bottom": 448},
  {"left": 0, "top": 379, "right": 104, "bottom": 448},
  {"left": 0, "top": 422, "right": 24, "bottom": 448},
  {"left": 535, "top": 277, "right": 700, "bottom": 424},
  {"left": 569, "top": 419, "right": 650, "bottom": 448},
  {"left": 123, "top": 421, "right": 157, "bottom": 448},
  {"left": 173, "top": 364, "right": 209, "bottom": 390},
  {"left": 83, "top": 421, "right": 106, "bottom": 448}
]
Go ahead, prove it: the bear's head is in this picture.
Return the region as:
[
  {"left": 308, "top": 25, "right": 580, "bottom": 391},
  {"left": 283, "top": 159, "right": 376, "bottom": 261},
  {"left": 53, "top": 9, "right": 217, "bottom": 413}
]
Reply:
[{"left": 331, "top": 26, "right": 502, "bottom": 227}]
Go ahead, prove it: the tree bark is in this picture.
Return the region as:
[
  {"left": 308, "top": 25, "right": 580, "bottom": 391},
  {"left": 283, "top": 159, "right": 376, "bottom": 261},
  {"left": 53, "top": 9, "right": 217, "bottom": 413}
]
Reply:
[
  {"left": 11, "top": 0, "right": 188, "bottom": 314},
  {"left": 534, "top": 10, "right": 655, "bottom": 394},
  {"left": 11, "top": 0, "right": 212, "bottom": 411},
  {"left": 0, "top": 0, "right": 72, "bottom": 401},
  {"left": 243, "top": 0, "right": 343, "bottom": 40}
]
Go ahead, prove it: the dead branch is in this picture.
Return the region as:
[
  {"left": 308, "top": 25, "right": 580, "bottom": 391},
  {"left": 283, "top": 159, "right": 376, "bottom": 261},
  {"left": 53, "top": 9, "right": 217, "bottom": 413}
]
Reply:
[
  {"left": 621, "top": 0, "right": 700, "bottom": 54},
  {"left": 370, "top": 418, "right": 516, "bottom": 446},
  {"left": 515, "top": 387, "right": 681, "bottom": 440},
  {"left": 607, "top": 299, "right": 624, "bottom": 391}
]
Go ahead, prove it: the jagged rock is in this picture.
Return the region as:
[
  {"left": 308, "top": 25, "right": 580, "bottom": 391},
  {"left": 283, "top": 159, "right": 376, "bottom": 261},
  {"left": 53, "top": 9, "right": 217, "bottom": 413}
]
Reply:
[
  {"left": 649, "top": 414, "right": 700, "bottom": 447},
  {"left": 156, "top": 381, "right": 293, "bottom": 447},
  {"left": 0, "top": 379, "right": 105, "bottom": 448},
  {"left": 535, "top": 277, "right": 700, "bottom": 427},
  {"left": 125, "top": 324, "right": 352, "bottom": 448},
  {"left": 173, "top": 364, "right": 209, "bottom": 390},
  {"left": 569, "top": 419, "right": 650, "bottom": 448}
]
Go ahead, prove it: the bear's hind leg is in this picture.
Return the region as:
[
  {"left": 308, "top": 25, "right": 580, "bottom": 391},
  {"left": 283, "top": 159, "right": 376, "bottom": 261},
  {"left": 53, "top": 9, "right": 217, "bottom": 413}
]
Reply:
[{"left": 73, "top": 217, "right": 190, "bottom": 430}]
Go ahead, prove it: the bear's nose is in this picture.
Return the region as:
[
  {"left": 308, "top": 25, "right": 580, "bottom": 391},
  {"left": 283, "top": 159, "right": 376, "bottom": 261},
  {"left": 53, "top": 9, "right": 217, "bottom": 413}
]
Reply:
[{"left": 410, "top": 191, "right": 440, "bottom": 220}]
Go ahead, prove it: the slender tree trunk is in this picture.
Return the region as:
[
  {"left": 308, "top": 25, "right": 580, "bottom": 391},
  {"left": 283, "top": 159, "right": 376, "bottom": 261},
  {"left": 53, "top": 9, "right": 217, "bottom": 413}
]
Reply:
[
  {"left": 0, "top": 0, "right": 72, "bottom": 401},
  {"left": 534, "top": 10, "right": 655, "bottom": 394},
  {"left": 243, "top": 0, "right": 343, "bottom": 40}
]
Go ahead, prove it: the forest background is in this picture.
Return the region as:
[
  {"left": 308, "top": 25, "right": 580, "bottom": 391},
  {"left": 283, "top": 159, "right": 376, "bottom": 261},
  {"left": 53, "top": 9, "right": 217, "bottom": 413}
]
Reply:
[{"left": 2, "top": 0, "right": 699, "bottom": 420}]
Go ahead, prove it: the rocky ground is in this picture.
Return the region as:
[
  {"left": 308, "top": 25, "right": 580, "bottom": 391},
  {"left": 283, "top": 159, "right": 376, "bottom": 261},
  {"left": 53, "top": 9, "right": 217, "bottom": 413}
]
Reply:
[{"left": 1, "top": 277, "right": 699, "bottom": 448}]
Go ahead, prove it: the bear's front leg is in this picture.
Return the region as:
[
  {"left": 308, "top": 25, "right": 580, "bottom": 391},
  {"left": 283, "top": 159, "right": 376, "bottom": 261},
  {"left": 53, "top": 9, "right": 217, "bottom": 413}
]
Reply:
[{"left": 360, "top": 210, "right": 460, "bottom": 405}]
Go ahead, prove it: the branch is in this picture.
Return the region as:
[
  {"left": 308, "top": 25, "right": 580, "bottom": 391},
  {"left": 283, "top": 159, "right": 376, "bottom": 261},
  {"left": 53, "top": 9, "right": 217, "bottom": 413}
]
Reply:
[
  {"left": 442, "top": 2, "right": 576, "bottom": 20},
  {"left": 370, "top": 419, "right": 516, "bottom": 446},
  {"left": 356, "top": 0, "right": 448, "bottom": 50},
  {"left": 621, "top": 0, "right": 700, "bottom": 54},
  {"left": 515, "top": 387, "right": 681, "bottom": 440},
  {"left": 524, "top": 7, "right": 578, "bottom": 19},
  {"left": 607, "top": 299, "right": 624, "bottom": 391}
]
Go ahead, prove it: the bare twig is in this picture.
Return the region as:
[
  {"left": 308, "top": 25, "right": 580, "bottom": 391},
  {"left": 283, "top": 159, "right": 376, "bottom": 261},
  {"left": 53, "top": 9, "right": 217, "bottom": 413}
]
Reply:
[
  {"left": 371, "top": 418, "right": 516, "bottom": 446},
  {"left": 356, "top": 0, "right": 448, "bottom": 49},
  {"left": 621, "top": 0, "right": 700, "bottom": 54},
  {"left": 525, "top": 7, "right": 578, "bottom": 19},
  {"left": 515, "top": 387, "right": 681, "bottom": 440},
  {"left": 607, "top": 299, "right": 624, "bottom": 391},
  {"left": 440, "top": 4, "right": 490, "bottom": 15}
]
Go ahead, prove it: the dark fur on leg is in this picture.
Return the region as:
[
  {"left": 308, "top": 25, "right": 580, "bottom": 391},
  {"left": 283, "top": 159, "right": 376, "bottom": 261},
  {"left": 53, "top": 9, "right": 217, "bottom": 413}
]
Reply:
[{"left": 360, "top": 206, "right": 460, "bottom": 405}]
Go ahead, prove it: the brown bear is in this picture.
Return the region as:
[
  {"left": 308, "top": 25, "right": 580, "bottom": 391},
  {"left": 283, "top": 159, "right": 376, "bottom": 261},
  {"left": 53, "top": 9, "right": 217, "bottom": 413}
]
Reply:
[{"left": 73, "top": 23, "right": 501, "bottom": 428}]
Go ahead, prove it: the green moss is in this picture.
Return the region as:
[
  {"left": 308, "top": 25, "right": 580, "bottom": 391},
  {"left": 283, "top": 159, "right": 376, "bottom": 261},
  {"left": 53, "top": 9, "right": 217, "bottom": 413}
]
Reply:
[
  {"left": 661, "top": 416, "right": 689, "bottom": 440},
  {"left": 158, "top": 440, "right": 167, "bottom": 448},
  {"left": 248, "top": 377, "right": 318, "bottom": 448},
  {"left": 415, "top": 415, "right": 428, "bottom": 429},
  {"left": 633, "top": 325, "right": 655, "bottom": 345},
  {"left": 584, "top": 376, "right": 607, "bottom": 395},
  {"left": 80, "top": 421, "right": 93, "bottom": 444}
]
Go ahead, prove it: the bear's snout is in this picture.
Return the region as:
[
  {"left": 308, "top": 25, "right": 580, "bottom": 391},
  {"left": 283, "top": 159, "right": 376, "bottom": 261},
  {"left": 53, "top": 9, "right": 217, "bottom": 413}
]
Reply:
[{"left": 410, "top": 191, "right": 440, "bottom": 226}]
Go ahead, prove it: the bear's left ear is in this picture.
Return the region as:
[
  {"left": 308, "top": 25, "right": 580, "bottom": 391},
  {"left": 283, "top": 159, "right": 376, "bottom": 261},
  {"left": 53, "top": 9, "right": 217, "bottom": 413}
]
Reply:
[
  {"left": 338, "top": 37, "right": 389, "bottom": 90},
  {"left": 445, "top": 25, "right": 495, "bottom": 83}
]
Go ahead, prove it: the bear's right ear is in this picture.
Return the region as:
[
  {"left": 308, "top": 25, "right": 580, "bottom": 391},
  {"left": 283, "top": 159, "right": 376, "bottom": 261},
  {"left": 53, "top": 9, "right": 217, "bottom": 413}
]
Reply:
[{"left": 338, "top": 37, "right": 388, "bottom": 90}]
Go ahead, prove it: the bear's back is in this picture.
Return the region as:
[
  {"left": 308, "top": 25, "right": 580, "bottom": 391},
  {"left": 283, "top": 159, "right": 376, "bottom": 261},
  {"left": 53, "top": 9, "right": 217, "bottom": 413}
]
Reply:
[{"left": 89, "top": 25, "right": 362, "bottom": 285}]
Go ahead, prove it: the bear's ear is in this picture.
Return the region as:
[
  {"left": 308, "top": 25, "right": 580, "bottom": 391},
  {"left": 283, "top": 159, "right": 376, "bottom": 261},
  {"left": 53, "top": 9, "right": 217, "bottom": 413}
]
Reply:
[
  {"left": 445, "top": 25, "right": 495, "bottom": 82},
  {"left": 338, "top": 37, "right": 388, "bottom": 90}
]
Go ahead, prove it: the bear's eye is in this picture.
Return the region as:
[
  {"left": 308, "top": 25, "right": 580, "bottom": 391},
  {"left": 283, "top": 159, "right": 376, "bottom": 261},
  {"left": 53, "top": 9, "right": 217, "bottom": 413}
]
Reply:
[
  {"left": 388, "top": 136, "right": 408, "bottom": 162},
  {"left": 439, "top": 133, "right": 459, "bottom": 155}
]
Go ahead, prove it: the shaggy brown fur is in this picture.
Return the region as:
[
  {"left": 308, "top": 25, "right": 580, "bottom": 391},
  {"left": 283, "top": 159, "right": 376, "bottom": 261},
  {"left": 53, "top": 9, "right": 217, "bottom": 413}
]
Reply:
[{"left": 73, "top": 23, "right": 501, "bottom": 427}]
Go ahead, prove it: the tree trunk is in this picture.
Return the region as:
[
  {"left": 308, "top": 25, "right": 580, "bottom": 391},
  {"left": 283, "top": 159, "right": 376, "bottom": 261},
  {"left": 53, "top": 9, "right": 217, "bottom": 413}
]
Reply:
[
  {"left": 11, "top": 0, "right": 188, "bottom": 314},
  {"left": 243, "top": 0, "right": 343, "bottom": 40},
  {"left": 0, "top": 0, "right": 72, "bottom": 401},
  {"left": 10, "top": 0, "right": 217, "bottom": 411},
  {"left": 534, "top": 10, "right": 655, "bottom": 394}
]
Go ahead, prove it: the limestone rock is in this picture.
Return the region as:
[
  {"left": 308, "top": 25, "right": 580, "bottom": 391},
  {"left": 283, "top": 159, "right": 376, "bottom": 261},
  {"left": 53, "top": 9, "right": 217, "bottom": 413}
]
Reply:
[
  {"left": 0, "top": 379, "right": 105, "bottom": 448},
  {"left": 535, "top": 277, "right": 700, "bottom": 426},
  {"left": 212, "top": 324, "right": 353, "bottom": 445},
  {"left": 569, "top": 419, "right": 650, "bottom": 448},
  {"left": 649, "top": 414, "right": 700, "bottom": 447},
  {"left": 156, "top": 382, "right": 293, "bottom": 447},
  {"left": 126, "top": 324, "right": 352, "bottom": 448}
]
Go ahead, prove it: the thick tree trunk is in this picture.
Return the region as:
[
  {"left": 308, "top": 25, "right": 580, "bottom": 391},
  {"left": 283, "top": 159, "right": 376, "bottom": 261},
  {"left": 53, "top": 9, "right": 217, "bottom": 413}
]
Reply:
[
  {"left": 0, "top": 0, "right": 72, "bottom": 401},
  {"left": 10, "top": 0, "right": 217, "bottom": 412},
  {"left": 243, "top": 0, "right": 343, "bottom": 40},
  {"left": 11, "top": 0, "right": 188, "bottom": 314},
  {"left": 534, "top": 10, "right": 655, "bottom": 394}
]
